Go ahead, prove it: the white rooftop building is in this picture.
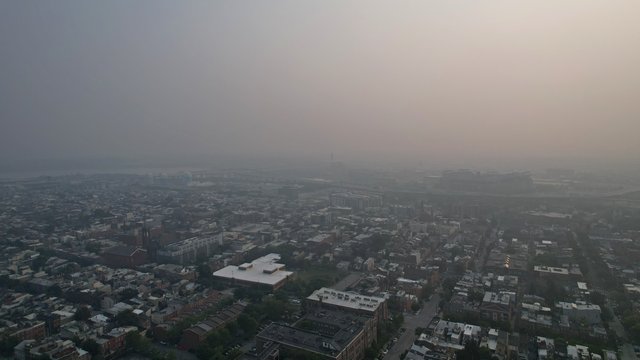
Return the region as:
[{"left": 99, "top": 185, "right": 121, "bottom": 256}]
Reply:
[
  {"left": 213, "top": 253, "right": 293, "bottom": 290},
  {"left": 534, "top": 265, "right": 569, "bottom": 275}
]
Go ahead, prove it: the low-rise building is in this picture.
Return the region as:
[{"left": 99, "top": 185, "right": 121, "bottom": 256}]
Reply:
[
  {"left": 213, "top": 253, "right": 293, "bottom": 290},
  {"left": 95, "top": 326, "right": 137, "bottom": 358},
  {"left": 102, "top": 246, "right": 148, "bottom": 268},
  {"left": 157, "top": 234, "right": 222, "bottom": 265},
  {"left": 306, "top": 287, "right": 388, "bottom": 325},
  {"left": 556, "top": 302, "right": 602, "bottom": 325},
  {"left": 480, "top": 291, "right": 514, "bottom": 323},
  {"left": 179, "top": 301, "right": 247, "bottom": 350},
  {"left": 257, "top": 309, "right": 376, "bottom": 360},
  {"left": 14, "top": 339, "right": 90, "bottom": 360}
]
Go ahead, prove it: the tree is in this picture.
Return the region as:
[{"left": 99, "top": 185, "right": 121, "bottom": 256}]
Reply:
[
  {"left": 442, "top": 278, "right": 458, "bottom": 301},
  {"left": 32, "top": 255, "right": 49, "bottom": 272},
  {"left": 621, "top": 312, "right": 640, "bottom": 343},
  {"left": 365, "top": 345, "right": 378, "bottom": 359},
  {"left": 392, "top": 313, "right": 404, "bottom": 330},
  {"left": 370, "top": 233, "right": 391, "bottom": 253},
  {"left": 233, "top": 287, "right": 246, "bottom": 300},
  {"left": 85, "top": 242, "right": 102, "bottom": 254},
  {"left": 234, "top": 287, "right": 268, "bottom": 302},
  {"left": 468, "top": 290, "right": 484, "bottom": 303},
  {"left": 196, "top": 345, "right": 225, "bottom": 360},
  {"left": 116, "top": 309, "right": 140, "bottom": 327},
  {"left": 0, "top": 336, "right": 19, "bottom": 357},
  {"left": 61, "top": 263, "right": 77, "bottom": 275},
  {"left": 196, "top": 326, "right": 237, "bottom": 360},
  {"left": 420, "top": 284, "right": 433, "bottom": 301},
  {"left": 456, "top": 340, "right": 493, "bottom": 360},
  {"left": 541, "top": 279, "right": 567, "bottom": 304},
  {"left": 532, "top": 253, "right": 560, "bottom": 267},
  {"left": 119, "top": 288, "right": 139, "bottom": 301},
  {"left": 216, "top": 328, "right": 231, "bottom": 345},
  {"left": 80, "top": 339, "right": 100, "bottom": 356},
  {"left": 237, "top": 314, "right": 258, "bottom": 337},
  {"left": 74, "top": 306, "right": 92, "bottom": 321},
  {"left": 93, "top": 208, "right": 113, "bottom": 218},
  {"left": 47, "top": 284, "right": 63, "bottom": 297},
  {"left": 263, "top": 298, "right": 291, "bottom": 322},
  {"left": 411, "top": 302, "right": 421, "bottom": 312},
  {"left": 198, "top": 264, "right": 212, "bottom": 279},
  {"left": 589, "top": 291, "right": 606, "bottom": 307},
  {"left": 166, "top": 319, "right": 190, "bottom": 344},
  {"left": 125, "top": 331, "right": 150, "bottom": 353}
]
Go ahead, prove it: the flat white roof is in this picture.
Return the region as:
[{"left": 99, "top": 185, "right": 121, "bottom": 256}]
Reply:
[
  {"left": 534, "top": 265, "right": 569, "bottom": 275},
  {"left": 307, "top": 287, "right": 385, "bottom": 312},
  {"left": 213, "top": 253, "right": 292, "bottom": 286}
]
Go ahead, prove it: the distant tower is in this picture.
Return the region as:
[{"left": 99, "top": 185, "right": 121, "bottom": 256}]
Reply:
[{"left": 330, "top": 152, "right": 334, "bottom": 162}]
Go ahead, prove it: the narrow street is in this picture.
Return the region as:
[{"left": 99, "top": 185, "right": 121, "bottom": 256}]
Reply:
[
  {"left": 574, "top": 232, "right": 638, "bottom": 360},
  {"left": 620, "top": 343, "right": 639, "bottom": 360},
  {"left": 384, "top": 293, "right": 441, "bottom": 360},
  {"left": 474, "top": 228, "right": 496, "bottom": 273}
]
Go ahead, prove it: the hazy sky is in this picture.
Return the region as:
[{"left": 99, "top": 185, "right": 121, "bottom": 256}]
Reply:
[{"left": 1, "top": 1, "right": 639, "bottom": 166}]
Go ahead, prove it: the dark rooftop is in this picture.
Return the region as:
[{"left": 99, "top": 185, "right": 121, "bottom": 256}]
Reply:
[{"left": 257, "top": 309, "right": 370, "bottom": 357}]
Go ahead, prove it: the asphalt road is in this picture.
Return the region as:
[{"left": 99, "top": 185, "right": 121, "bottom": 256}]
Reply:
[
  {"left": 384, "top": 293, "right": 441, "bottom": 360},
  {"left": 621, "top": 343, "right": 639, "bottom": 360}
]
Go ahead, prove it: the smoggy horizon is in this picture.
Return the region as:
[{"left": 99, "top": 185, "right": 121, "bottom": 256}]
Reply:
[{"left": 2, "top": 1, "right": 640, "bottom": 169}]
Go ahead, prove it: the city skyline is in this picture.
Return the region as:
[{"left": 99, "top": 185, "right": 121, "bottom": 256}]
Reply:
[{"left": 2, "top": 1, "right": 640, "bottom": 167}]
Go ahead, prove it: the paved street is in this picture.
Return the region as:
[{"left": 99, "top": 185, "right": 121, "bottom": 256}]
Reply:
[
  {"left": 384, "top": 293, "right": 440, "bottom": 360},
  {"left": 474, "top": 228, "right": 496, "bottom": 273},
  {"left": 621, "top": 343, "right": 639, "bottom": 360}
]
